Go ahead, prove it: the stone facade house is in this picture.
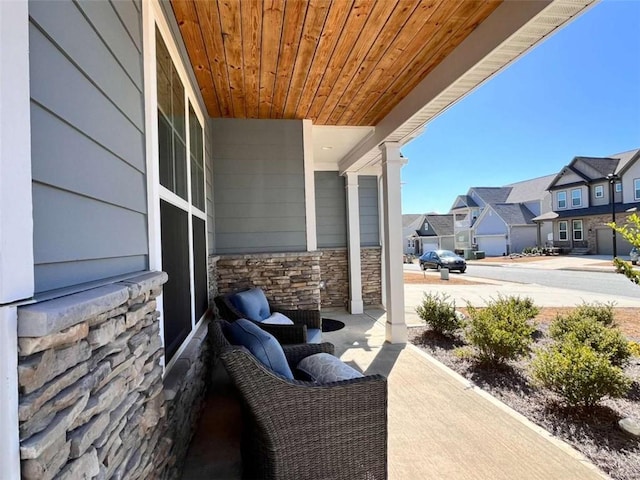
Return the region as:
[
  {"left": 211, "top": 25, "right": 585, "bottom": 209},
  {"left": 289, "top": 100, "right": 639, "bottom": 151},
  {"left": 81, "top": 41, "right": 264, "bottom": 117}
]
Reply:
[
  {"left": 542, "top": 149, "right": 640, "bottom": 255},
  {"left": 0, "top": 1, "right": 596, "bottom": 478}
]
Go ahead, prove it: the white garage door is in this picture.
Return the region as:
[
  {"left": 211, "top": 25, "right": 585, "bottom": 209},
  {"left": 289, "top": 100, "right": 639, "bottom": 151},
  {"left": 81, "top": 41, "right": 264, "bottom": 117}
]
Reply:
[
  {"left": 421, "top": 241, "right": 439, "bottom": 254},
  {"left": 477, "top": 236, "right": 507, "bottom": 257}
]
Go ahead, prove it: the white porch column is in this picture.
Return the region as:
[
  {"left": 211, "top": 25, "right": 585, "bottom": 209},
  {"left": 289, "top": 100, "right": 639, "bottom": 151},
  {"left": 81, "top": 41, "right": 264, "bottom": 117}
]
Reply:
[
  {"left": 302, "top": 119, "right": 317, "bottom": 251},
  {"left": 345, "top": 172, "right": 363, "bottom": 314},
  {"left": 0, "top": 1, "right": 32, "bottom": 477},
  {"left": 380, "top": 143, "right": 407, "bottom": 343}
]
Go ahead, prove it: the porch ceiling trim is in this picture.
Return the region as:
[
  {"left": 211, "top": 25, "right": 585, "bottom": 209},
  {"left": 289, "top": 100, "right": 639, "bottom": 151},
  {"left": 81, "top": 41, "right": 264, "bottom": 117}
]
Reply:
[{"left": 338, "top": 0, "right": 595, "bottom": 174}]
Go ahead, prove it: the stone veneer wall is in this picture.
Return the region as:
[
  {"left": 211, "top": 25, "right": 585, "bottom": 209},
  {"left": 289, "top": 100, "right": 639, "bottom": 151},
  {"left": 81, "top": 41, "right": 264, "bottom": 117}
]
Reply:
[
  {"left": 361, "top": 247, "right": 382, "bottom": 306},
  {"left": 318, "top": 249, "right": 349, "bottom": 308},
  {"left": 213, "top": 248, "right": 382, "bottom": 311},
  {"left": 318, "top": 247, "right": 382, "bottom": 308},
  {"left": 215, "top": 252, "right": 322, "bottom": 310},
  {"left": 16, "top": 271, "right": 210, "bottom": 480}
]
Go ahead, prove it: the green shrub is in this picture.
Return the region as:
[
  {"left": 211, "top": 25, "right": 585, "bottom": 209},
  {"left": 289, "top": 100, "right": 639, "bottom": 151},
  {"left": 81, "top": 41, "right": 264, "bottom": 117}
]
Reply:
[
  {"left": 531, "top": 341, "right": 631, "bottom": 408},
  {"left": 573, "top": 301, "right": 616, "bottom": 326},
  {"left": 549, "top": 314, "right": 630, "bottom": 367},
  {"left": 465, "top": 295, "right": 538, "bottom": 365},
  {"left": 629, "top": 341, "right": 640, "bottom": 358},
  {"left": 415, "top": 292, "right": 461, "bottom": 335}
]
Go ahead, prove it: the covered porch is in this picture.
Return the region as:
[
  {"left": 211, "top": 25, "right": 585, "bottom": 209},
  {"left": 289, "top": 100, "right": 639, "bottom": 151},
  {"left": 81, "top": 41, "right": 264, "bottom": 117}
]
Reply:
[{"left": 183, "top": 308, "right": 604, "bottom": 479}]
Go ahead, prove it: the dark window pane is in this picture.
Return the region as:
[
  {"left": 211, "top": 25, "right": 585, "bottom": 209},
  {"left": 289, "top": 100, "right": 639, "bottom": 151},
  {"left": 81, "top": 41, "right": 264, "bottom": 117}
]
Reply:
[
  {"left": 192, "top": 216, "right": 208, "bottom": 322},
  {"left": 158, "top": 114, "right": 173, "bottom": 191},
  {"left": 156, "top": 29, "right": 171, "bottom": 116},
  {"left": 174, "top": 136, "right": 187, "bottom": 200},
  {"left": 172, "top": 68, "right": 185, "bottom": 141},
  {"left": 160, "top": 200, "right": 192, "bottom": 361}
]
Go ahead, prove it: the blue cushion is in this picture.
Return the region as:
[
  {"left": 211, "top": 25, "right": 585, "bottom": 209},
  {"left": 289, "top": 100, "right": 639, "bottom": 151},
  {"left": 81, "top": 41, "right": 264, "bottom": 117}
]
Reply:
[
  {"left": 227, "top": 319, "right": 294, "bottom": 379},
  {"left": 230, "top": 288, "right": 271, "bottom": 321},
  {"left": 261, "top": 312, "right": 294, "bottom": 325},
  {"left": 307, "top": 328, "right": 322, "bottom": 344},
  {"left": 297, "top": 353, "right": 363, "bottom": 383}
]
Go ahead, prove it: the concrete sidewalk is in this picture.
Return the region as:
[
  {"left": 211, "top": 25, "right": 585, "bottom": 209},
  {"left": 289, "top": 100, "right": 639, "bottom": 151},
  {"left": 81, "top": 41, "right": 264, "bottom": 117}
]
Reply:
[
  {"left": 323, "top": 309, "right": 607, "bottom": 480},
  {"left": 466, "top": 254, "right": 632, "bottom": 272}
]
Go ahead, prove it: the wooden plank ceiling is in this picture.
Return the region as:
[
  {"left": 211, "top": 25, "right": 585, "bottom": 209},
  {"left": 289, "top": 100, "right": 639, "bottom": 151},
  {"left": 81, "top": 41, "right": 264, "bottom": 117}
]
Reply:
[{"left": 171, "top": 0, "right": 502, "bottom": 126}]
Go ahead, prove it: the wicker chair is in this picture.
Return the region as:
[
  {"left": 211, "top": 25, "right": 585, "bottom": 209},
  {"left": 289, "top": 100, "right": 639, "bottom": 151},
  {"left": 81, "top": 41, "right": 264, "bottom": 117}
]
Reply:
[
  {"left": 211, "top": 320, "right": 388, "bottom": 480},
  {"left": 214, "top": 291, "right": 322, "bottom": 344}
]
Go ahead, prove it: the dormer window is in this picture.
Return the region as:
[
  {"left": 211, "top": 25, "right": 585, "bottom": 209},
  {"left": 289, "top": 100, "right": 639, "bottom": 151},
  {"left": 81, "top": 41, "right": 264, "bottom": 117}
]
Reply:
[
  {"left": 557, "top": 191, "right": 567, "bottom": 209},
  {"left": 594, "top": 185, "right": 604, "bottom": 199},
  {"left": 571, "top": 189, "right": 582, "bottom": 207}
]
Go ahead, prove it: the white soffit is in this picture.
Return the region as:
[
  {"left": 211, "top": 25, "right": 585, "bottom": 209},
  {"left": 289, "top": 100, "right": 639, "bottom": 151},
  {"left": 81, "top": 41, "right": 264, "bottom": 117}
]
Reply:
[
  {"left": 338, "top": 0, "right": 596, "bottom": 174},
  {"left": 313, "top": 125, "right": 375, "bottom": 171}
]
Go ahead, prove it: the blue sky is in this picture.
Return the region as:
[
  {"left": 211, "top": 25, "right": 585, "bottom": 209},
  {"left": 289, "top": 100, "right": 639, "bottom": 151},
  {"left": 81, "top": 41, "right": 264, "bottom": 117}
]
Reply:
[{"left": 401, "top": 0, "right": 640, "bottom": 214}]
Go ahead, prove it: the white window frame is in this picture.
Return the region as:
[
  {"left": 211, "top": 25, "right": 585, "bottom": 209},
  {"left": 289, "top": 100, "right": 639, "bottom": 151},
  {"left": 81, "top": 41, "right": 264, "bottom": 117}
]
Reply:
[
  {"left": 557, "top": 191, "right": 567, "bottom": 209},
  {"left": 594, "top": 185, "right": 604, "bottom": 199},
  {"left": 558, "top": 221, "right": 568, "bottom": 241},
  {"left": 572, "top": 220, "right": 583, "bottom": 241},
  {"left": 615, "top": 182, "right": 622, "bottom": 193},
  {"left": 571, "top": 188, "right": 582, "bottom": 207},
  {"left": 635, "top": 178, "right": 640, "bottom": 200},
  {"left": 143, "top": 1, "right": 208, "bottom": 373}
]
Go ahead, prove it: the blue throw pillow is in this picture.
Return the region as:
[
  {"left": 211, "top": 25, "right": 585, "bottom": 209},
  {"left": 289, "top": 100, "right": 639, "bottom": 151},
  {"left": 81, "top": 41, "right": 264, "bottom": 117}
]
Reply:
[
  {"left": 230, "top": 288, "right": 271, "bottom": 321},
  {"left": 227, "top": 319, "right": 294, "bottom": 379}
]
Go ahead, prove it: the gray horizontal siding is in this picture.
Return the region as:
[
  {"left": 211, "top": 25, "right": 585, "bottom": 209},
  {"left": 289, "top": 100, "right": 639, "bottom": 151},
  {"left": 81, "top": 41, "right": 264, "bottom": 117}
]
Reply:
[
  {"left": 35, "top": 256, "right": 147, "bottom": 294},
  {"left": 212, "top": 119, "right": 306, "bottom": 254},
  {"left": 31, "top": 104, "right": 146, "bottom": 213},
  {"left": 359, "top": 176, "right": 380, "bottom": 246},
  {"left": 29, "top": 0, "right": 147, "bottom": 292},
  {"left": 206, "top": 120, "right": 215, "bottom": 253},
  {"left": 32, "top": 184, "right": 148, "bottom": 263},
  {"left": 315, "top": 172, "right": 347, "bottom": 248},
  {"left": 29, "top": 24, "right": 144, "bottom": 170}
]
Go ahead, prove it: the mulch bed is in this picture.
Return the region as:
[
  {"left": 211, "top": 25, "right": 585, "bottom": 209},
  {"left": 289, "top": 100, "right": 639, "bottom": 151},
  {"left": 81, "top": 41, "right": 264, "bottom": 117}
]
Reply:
[{"left": 409, "top": 323, "right": 640, "bottom": 480}]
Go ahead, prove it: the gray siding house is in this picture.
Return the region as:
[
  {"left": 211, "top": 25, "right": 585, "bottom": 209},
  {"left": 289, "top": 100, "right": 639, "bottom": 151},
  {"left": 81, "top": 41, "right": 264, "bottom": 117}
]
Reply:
[
  {"left": 450, "top": 175, "right": 554, "bottom": 256},
  {"left": 0, "top": 1, "right": 595, "bottom": 478}
]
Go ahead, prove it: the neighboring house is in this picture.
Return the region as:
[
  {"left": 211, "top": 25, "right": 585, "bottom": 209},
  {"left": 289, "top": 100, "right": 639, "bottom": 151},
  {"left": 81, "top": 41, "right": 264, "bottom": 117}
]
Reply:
[
  {"left": 414, "top": 214, "right": 455, "bottom": 254},
  {"left": 402, "top": 214, "right": 425, "bottom": 254},
  {"left": 0, "top": 1, "right": 595, "bottom": 478},
  {"left": 542, "top": 149, "right": 640, "bottom": 255},
  {"left": 449, "top": 175, "right": 554, "bottom": 256},
  {"left": 402, "top": 213, "right": 454, "bottom": 255}
]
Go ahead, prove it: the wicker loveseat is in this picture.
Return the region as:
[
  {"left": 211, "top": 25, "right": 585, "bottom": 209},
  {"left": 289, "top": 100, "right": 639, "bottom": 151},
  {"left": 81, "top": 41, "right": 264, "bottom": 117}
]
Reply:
[
  {"left": 211, "top": 319, "right": 388, "bottom": 480},
  {"left": 214, "top": 288, "right": 322, "bottom": 344}
]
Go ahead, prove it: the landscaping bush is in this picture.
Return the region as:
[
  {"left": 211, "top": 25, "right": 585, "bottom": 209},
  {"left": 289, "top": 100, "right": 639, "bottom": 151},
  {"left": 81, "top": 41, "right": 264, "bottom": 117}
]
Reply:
[
  {"left": 415, "top": 292, "right": 461, "bottom": 335},
  {"left": 465, "top": 295, "right": 538, "bottom": 365},
  {"left": 549, "top": 314, "right": 630, "bottom": 367},
  {"left": 532, "top": 341, "right": 631, "bottom": 408},
  {"left": 629, "top": 341, "right": 640, "bottom": 358}
]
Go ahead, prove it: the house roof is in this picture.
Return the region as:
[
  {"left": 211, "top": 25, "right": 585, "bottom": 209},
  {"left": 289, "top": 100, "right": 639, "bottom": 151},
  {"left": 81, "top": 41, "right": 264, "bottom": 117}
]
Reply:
[
  {"left": 472, "top": 187, "right": 512, "bottom": 205},
  {"left": 424, "top": 214, "right": 454, "bottom": 236},
  {"left": 574, "top": 156, "right": 619, "bottom": 178},
  {"left": 505, "top": 174, "right": 555, "bottom": 203},
  {"left": 612, "top": 148, "right": 640, "bottom": 175},
  {"left": 402, "top": 214, "right": 424, "bottom": 229},
  {"left": 491, "top": 204, "right": 536, "bottom": 226},
  {"left": 450, "top": 195, "right": 478, "bottom": 210}
]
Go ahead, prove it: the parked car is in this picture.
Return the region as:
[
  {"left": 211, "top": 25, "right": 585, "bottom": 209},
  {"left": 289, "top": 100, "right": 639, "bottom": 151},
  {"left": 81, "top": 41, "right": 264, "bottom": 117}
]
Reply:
[
  {"left": 631, "top": 247, "right": 638, "bottom": 265},
  {"left": 419, "top": 249, "right": 467, "bottom": 273}
]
